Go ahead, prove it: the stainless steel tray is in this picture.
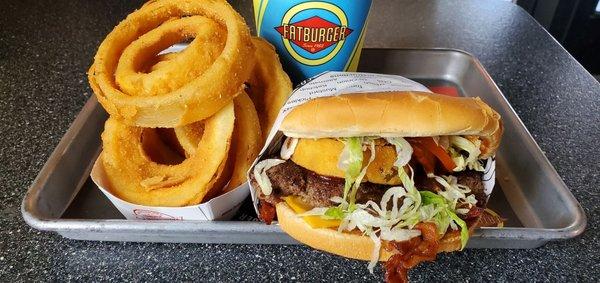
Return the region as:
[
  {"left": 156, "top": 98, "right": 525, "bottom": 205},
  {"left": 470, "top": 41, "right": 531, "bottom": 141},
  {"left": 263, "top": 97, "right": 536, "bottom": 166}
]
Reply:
[{"left": 22, "top": 49, "right": 586, "bottom": 248}]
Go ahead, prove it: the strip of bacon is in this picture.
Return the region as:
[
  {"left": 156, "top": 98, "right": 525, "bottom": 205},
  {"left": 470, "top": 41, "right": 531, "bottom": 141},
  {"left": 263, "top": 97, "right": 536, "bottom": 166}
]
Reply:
[
  {"left": 258, "top": 200, "right": 277, "bottom": 224},
  {"left": 384, "top": 222, "right": 440, "bottom": 283}
]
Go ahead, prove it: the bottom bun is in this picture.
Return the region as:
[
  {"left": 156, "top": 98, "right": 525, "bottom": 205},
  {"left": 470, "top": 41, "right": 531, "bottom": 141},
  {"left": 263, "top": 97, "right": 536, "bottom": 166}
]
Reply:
[{"left": 276, "top": 202, "right": 476, "bottom": 261}]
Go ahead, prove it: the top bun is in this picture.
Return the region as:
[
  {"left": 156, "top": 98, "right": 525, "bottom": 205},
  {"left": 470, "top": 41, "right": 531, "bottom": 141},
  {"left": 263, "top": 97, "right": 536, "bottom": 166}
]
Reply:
[{"left": 280, "top": 91, "right": 502, "bottom": 157}]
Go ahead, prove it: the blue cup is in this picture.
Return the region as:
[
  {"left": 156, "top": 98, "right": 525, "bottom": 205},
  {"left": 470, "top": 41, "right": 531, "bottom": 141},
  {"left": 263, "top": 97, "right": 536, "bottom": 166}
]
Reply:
[{"left": 254, "top": 0, "right": 373, "bottom": 84}]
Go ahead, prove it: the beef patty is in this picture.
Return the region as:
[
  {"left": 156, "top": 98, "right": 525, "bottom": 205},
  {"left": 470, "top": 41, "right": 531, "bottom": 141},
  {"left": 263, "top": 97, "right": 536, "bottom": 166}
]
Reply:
[{"left": 251, "top": 160, "right": 486, "bottom": 211}]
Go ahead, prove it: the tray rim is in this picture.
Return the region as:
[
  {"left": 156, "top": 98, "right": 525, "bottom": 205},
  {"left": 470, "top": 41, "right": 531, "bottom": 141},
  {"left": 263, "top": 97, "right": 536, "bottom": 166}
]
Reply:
[{"left": 21, "top": 48, "right": 587, "bottom": 244}]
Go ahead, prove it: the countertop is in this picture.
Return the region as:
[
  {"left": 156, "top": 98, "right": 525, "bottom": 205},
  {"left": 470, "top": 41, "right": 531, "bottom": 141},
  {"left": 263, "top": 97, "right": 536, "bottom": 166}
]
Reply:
[{"left": 1, "top": 0, "right": 599, "bottom": 281}]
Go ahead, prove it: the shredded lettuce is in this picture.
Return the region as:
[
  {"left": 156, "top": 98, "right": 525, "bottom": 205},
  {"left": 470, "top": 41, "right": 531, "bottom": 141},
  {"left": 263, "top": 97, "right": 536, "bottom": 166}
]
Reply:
[
  {"left": 420, "top": 190, "right": 446, "bottom": 206},
  {"left": 324, "top": 206, "right": 345, "bottom": 219},
  {"left": 279, "top": 137, "right": 298, "bottom": 160},
  {"left": 330, "top": 196, "right": 345, "bottom": 204},
  {"left": 253, "top": 159, "right": 285, "bottom": 195},
  {"left": 432, "top": 175, "right": 477, "bottom": 211},
  {"left": 337, "top": 137, "right": 364, "bottom": 201},
  {"left": 380, "top": 226, "right": 422, "bottom": 242},
  {"left": 384, "top": 138, "right": 420, "bottom": 222},
  {"left": 391, "top": 164, "right": 424, "bottom": 228},
  {"left": 348, "top": 139, "right": 376, "bottom": 207},
  {"left": 420, "top": 190, "right": 469, "bottom": 249},
  {"left": 398, "top": 165, "right": 416, "bottom": 192},
  {"left": 335, "top": 137, "right": 379, "bottom": 209},
  {"left": 448, "top": 209, "right": 469, "bottom": 249},
  {"left": 449, "top": 136, "right": 484, "bottom": 171},
  {"left": 385, "top": 137, "right": 413, "bottom": 169},
  {"left": 367, "top": 231, "right": 381, "bottom": 272},
  {"left": 419, "top": 204, "right": 441, "bottom": 220},
  {"left": 433, "top": 175, "right": 477, "bottom": 210},
  {"left": 420, "top": 191, "right": 451, "bottom": 234}
]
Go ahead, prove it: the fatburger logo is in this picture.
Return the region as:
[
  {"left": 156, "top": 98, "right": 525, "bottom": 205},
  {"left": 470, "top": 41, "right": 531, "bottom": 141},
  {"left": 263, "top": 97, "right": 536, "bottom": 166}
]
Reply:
[
  {"left": 275, "top": 16, "right": 353, "bottom": 54},
  {"left": 274, "top": 2, "right": 352, "bottom": 66}
]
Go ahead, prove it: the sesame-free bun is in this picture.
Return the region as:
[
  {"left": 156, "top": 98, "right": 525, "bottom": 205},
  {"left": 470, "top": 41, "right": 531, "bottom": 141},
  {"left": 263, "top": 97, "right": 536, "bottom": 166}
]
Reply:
[
  {"left": 280, "top": 91, "right": 502, "bottom": 157},
  {"left": 276, "top": 202, "right": 476, "bottom": 261}
]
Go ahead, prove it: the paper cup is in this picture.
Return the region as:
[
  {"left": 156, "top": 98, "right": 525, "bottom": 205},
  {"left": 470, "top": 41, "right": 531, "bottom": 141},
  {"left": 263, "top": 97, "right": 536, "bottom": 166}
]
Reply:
[{"left": 254, "top": 0, "right": 373, "bottom": 84}]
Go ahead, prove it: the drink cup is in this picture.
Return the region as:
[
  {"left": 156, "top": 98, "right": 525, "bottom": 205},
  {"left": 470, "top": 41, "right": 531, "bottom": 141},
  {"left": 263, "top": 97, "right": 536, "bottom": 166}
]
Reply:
[{"left": 254, "top": 0, "right": 373, "bottom": 84}]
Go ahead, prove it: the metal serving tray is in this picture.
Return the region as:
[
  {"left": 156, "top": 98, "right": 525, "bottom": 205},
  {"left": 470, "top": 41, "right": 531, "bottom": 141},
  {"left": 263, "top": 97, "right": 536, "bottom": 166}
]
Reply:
[{"left": 22, "top": 49, "right": 586, "bottom": 248}]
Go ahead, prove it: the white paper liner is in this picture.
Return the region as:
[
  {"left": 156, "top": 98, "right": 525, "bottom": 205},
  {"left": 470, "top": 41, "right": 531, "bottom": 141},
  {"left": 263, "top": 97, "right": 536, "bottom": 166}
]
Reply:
[
  {"left": 248, "top": 71, "right": 496, "bottom": 215},
  {"left": 91, "top": 157, "right": 249, "bottom": 221}
]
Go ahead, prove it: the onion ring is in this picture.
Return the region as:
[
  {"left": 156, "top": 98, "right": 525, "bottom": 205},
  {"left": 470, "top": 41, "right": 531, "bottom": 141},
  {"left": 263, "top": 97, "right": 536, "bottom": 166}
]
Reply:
[
  {"left": 174, "top": 91, "right": 261, "bottom": 193},
  {"left": 101, "top": 103, "right": 235, "bottom": 207},
  {"left": 168, "top": 120, "right": 232, "bottom": 200},
  {"left": 201, "top": 144, "right": 235, "bottom": 201},
  {"left": 174, "top": 122, "right": 205, "bottom": 158},
  {"left": 115, "top": 16, "right": 227, "bottom": 97},
  {"left": 291, "top": 138, "right": 404, "bottom": 185},
  {"left": 246, "top": 37, "right": 292, "bottom": 141},
  {"left": 224, "top": 91, "right": 262, "bottom": 192},
  {"left": 139, "top": 128, "right": 185, "bottom": 165},
  {"left": 89, "top": 0, "right": 255, "bottom": 127}
]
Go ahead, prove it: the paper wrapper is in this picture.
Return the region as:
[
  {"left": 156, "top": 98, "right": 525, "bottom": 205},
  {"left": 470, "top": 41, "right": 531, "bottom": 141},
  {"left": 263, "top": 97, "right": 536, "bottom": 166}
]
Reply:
[
  {"left": 91, "top": 157, "right": 249, "bottom": 221},
  {"left": 248, "top": 71, "right": 496, "bottom": 215}
]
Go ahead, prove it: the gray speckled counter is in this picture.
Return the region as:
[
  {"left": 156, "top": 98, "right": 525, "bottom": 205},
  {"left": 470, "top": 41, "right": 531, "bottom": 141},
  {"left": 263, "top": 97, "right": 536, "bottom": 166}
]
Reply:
[{"left": 1, "top": 0, "right": 598, "bottom": 281}]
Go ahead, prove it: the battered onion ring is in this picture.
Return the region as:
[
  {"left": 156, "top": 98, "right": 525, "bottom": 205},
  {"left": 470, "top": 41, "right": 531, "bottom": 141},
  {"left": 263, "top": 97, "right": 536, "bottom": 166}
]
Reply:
[
  {"left": 174, "top": 91, "right": 261, "bottom": 193},
  {"left": 290, "top": 138, "right": 405, "bottom": 185},
  {"left": 101, "top": 103, "right": 235, "bottom": 207},
  {"left": 172, "top": 120, "right": 233, "bottom": 199},
  {"left": 201, "top": 144, "right": 235, "bottom": 201},
  {"left": 174, "top": 122, "right": 205, "bottom": 157},
  {"left": 116, "top": 16, "right": 227, "bottom": 96},
  {"left": 89, "top": 0, "right": 255, "bottom": 127},
  {"left": 139, "top": 128, "right": 185, "bottom": 165},
  {"left": 225, "top": 91, "right": 262, "bottom": 192},
  {"left": 246, "top": 37, "right": 292, "bottom": 141}
]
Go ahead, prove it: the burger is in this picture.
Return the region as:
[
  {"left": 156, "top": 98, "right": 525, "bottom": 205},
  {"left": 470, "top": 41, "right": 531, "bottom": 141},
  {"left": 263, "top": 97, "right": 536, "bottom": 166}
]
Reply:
[{"left": 249, "top": 91, "right": 503, "bottom": 282}]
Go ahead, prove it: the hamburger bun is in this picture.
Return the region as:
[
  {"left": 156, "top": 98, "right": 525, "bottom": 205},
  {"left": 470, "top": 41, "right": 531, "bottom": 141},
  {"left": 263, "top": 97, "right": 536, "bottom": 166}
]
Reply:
[
  {"left": 280, "top": 91, "right": 502, "bottom": 157},
  {"left": 276, "top": 202, "right": 478, "bottom": 261}
]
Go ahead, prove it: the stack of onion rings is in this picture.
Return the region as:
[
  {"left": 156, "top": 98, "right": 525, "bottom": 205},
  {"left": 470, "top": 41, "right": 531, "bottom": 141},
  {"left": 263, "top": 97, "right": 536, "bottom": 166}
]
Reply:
[
  {"left": 101, "top": 103, "right": 235, "bottom": 206},
  {"left": 89, "top": 0, "right": 292, "bottom": 207}
]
